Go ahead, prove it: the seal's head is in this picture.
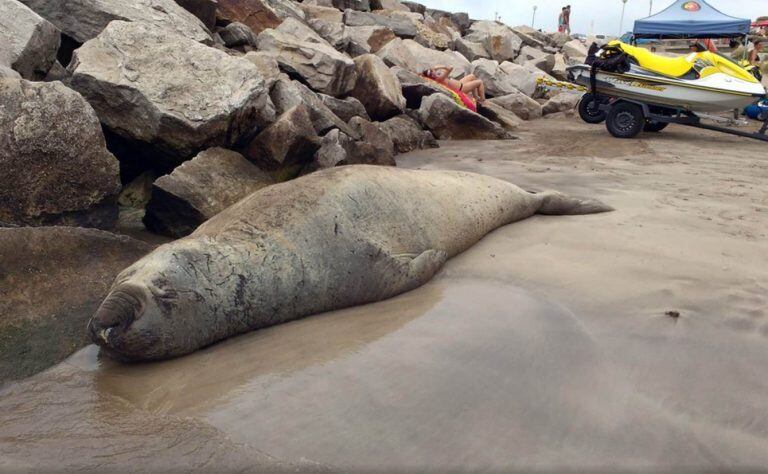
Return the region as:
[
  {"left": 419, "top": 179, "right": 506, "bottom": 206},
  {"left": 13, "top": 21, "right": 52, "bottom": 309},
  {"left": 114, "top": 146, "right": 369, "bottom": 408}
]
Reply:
[{"left": 88, "top": 242, "right": 223, "bottom": 361}]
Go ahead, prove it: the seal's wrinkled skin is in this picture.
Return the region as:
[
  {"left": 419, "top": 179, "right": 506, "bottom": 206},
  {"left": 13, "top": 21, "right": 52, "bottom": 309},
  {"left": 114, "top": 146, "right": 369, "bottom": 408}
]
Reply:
[{"left": 89, "top": 165, "right": 612, "bottom": 361}]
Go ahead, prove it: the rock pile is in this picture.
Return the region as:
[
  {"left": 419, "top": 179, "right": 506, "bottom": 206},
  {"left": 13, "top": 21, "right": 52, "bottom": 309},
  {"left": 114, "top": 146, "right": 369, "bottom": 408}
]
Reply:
[{"left": 2, "top": 0, "right": 585, "bottom": 379}]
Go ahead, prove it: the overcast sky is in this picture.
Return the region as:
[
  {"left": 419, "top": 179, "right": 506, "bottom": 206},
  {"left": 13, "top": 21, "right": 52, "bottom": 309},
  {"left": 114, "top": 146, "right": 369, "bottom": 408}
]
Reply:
[{"left": 418, "top": 0, "right": 765, "bottom": 36}]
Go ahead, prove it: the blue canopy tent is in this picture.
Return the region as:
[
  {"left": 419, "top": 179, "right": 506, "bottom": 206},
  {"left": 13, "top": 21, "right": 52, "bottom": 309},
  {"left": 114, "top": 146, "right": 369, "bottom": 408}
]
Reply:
[{"left": 633, "top": 0, "right": 751, "bottom": 39}]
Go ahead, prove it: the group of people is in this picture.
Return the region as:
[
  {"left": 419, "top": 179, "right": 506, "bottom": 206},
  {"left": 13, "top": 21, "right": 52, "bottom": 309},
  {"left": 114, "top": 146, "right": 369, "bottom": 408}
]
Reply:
[{"left": 558, "top": 5, "right": 572, "bottom": 35}]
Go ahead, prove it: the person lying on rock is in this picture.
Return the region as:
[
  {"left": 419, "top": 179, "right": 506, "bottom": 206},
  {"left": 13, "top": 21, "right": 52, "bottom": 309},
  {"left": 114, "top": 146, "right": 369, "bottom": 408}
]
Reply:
[{"left": 422, "top": 67, "right": 486, "bottom": 103}]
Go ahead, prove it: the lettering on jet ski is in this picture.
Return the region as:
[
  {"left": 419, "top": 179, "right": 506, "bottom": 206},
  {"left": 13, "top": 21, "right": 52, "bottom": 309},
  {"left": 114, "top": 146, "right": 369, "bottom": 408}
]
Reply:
[{"left": 602, "top": 75, "right": 666, "bottom": 92}]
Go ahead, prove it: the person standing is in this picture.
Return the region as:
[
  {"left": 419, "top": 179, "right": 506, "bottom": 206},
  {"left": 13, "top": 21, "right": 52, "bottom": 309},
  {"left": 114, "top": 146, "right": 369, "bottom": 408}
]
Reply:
[
  {"left": 564, "top": 5, "right": 572, "bottom": 35},
  {"left": 558, "top": 7, "right": 566, "bottom": 33}
]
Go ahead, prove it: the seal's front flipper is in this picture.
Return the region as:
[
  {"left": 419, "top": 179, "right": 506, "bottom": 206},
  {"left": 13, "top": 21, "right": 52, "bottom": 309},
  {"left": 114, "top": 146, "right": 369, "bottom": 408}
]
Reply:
[
  {"left": 536, "top": 191, "right": 614, "bottom": 215},
  {"left": 401, "top": 249, "right": 448, "bottom": 292}
]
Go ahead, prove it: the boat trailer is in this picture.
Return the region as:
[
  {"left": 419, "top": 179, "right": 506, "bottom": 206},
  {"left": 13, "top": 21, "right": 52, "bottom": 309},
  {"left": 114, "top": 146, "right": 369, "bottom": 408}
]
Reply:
[{"left": 537, "top": 77, "right": 768, "bottom": 142}]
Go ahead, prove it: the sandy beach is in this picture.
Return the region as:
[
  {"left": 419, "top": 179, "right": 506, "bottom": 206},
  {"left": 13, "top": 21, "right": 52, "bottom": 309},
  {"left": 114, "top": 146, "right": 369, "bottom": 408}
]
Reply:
[{"left": 3, "top": 117, "right": 768, "bottom": 471}]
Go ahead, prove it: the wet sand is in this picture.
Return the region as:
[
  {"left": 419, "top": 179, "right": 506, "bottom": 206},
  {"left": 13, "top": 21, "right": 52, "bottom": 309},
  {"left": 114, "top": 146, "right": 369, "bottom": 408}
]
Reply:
[{"left": 2, "top": 118, "right": 768, "bottom": 471}]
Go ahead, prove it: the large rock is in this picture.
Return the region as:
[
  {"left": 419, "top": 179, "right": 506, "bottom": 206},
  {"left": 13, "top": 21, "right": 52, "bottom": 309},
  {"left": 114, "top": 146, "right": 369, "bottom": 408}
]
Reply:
[
  {"left": 69, "top": 21, "right": 271, "bottom": 166},
  {"left": 511, "top": 25, "right": 548, "bottom": 49},
  {"left": 370, "top": 0, "right": 409, "bottom": 11},
  {"left": 417, "top": 93, "right": 511, "bottom": 140},
  {"left": 275, "top": 16, "right": 327, "bottom": 43},
  {"left": 219, "top": 22, "right": 257, "bottom": 47},
  {"left": 345, "top": 25, "right": 395, "bottom": 56},
  {"left": 0, "top": 0, "right": 59, "bottom": 80},
  {"left": 217, "top": 0, "right": 305, "bottom": 35},
  {"left": 472, "top": 58, "right": 520, "bottom": 98},
  {"left": 548, "top": 31, "right": 571, "bottom": 49},
  {"left": 0, "top": 79, "right": 120, "bottom": 227},
  {"left": 301, "top": 3, "right": 343, "bottom": 23},
  {"left": 308, "top": 18, "right": 348, "bottom": 50},
  {"left": 0, "top": 226, "right": 152, "bottom": 383},
  {"left": 174, "top": 0, "right": 217, "bottom": 30},
  {"left": 542, "top": 92, "right": 581, "bottom": 115},
  {"left": 349, "top": 53, "right": 405, "bottom": 120},
  {"left": 257, "top": 27, "right": 357, "bottom": 96},
  {"left": 244, "top": 105, "right": 321, "bottom": 174},
  {"left": 465, "top": 21, "right": 522, "bottom": 62},
  {"left": 401, "top": 1, "right": 425, "bottom": 15},
  {"left": 332, "top": 0, "right": 369, "bottom": 11},
  {"left": 311, "top": 117, "right": 395, "bottom": 169},
  {"left": 487, "top": 90, "right": 543, "bottom": 120},
  {"left": 378, "top": 114, "right": 437, "bottom": 154},
  {"left": 514, "top": 45, "right": 554, "bottom": 73},
  {"left": 551, "top": 52, "right": 568, "bottom": 81},
  {"left": 18, "top": 0, "right": 212, "bottom": 44},
  {"left": 562, "top": 39, "right": 589, "bottom": 64},
  {"left": 343, "top": 9, "right": 417, "bottom": 38},
  {"left": 0, "top": 64, "right": 21, "bottom": 78},
  {"left": 270, "top": 77, "right": 357, "bottom": 137},
  {"left": 319, "top": 94, "right": 370, "bottom": 122},
  {"left": 477, "top": 101, "right": 522, "bottom": 131},
  {"left": 144, "top": 148, "right": 274, "bottom": 237},
  {"left": 454, "top": 37, "right": 489, "bottom": 62},
  {"left": 377, "top": 37, "right": 471, "bottom": 77}
]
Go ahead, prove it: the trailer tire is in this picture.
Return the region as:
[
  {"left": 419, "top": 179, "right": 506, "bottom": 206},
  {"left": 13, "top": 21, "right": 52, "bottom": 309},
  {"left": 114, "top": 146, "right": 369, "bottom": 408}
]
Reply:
[
  {"left": 578, "top": 93, "right": 607, "bottom": 124},
  {"left": 606, "top": 101, "right": 645, "bottom": 138},
  {"left": 643, "top": 120, "right": 668, "bottom": 132}
]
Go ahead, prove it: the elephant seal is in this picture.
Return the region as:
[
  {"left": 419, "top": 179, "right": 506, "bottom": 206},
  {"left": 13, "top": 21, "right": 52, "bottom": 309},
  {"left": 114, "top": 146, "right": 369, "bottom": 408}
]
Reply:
[{"left": 89, "top": 165, "right": 611, "bottom": 361}]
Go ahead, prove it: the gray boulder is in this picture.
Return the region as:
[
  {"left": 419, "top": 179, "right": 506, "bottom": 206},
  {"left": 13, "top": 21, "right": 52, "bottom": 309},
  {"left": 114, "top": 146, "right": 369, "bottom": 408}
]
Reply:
[
  {"left": 243, "top": 105, "right": 321, "bottom": 173},
  {"left": 301, "top": 3, "right": 343, "bottom": 23},
  {"left": 487, "top": 90, "right": 543, "bottom": 120},
  {"left": 454, "top": 37, "right": 489, "bottom": 62},
  {"left": 319, "top": 94, "right": 370, "bottom": 122},
  {"left": 270, "top": 77, "right": 357, "bottom": 137},
  {"left": 370, "top": 0, "right": 409, "bottom": 11},
  {"left": 465, "top": 21, "right": 522, "bottom": 62},
  {"left": 243, "top": 51, "right": 281, "bottom": 88},
  {"left": 343, "top": 9, "right": 417, "bottom": 38},
  {"left": 257, "top": 27, "right": 357, "bottom": 96},
  {"left": 0, "top": 0, "right": 59, "bottom": 80},
  {"left": 562, "top": 39, "right": 588, "bottom": 64},
  {"left": 472, "top": 58, "right": 520, "bottom": 98},
  {"left": 496, "top": 61, "right": 552, "bottom": 97},
  {"left": 345, "top": 25, "right": 396, "bottom": 56},
  {"left": 349, "top": 53, "right": 405, "bottom": 120},
  {"left": 18, "top": 0, "right": 212, "bottom": 44},
  {"left": 477, "top": 101, "right": 522, "bottom": 131},
  {"left": 69, "top": 21, "right": 272, "bottom": 165},
  {"left": 308, "top": 19, "right": 348, "bottom": 50},
  {"left": 0, "top": 65, "right": 21, "bottom": 78},
  {"left": 551, "top": 53, "right": 568, "bottom": 81},
  {"left": 0, "top": 79, "right": 120, "bottom": 227},
  {"left": 144, "top": 147, "right": 274, "bottom": 237},
  {"left": 378, "top": 114, "right": 437, "bottom": 154},
  {"left": 275, "top": 16, "right": 327, "bottom": 43},
  {"left": 217, "top": 0, "right": 281, "bottom": 35},
  {"left": 377, "top": 37, "right": 471, "bottom": 77},
  {"left": 333, "top": 0, "right": 370, "bottom": 11},
  {"left": 0, "top": 226, "right": 152, "bottom": 383},
  {"left": 173, "top": 0, "right": 217, "bottom": 30},
  {"left": 549, "top": 31, "right": 571, "bottom": 49},
  {"left": 219, "top": 22, "right": 257, "bottom": 47},
  {"left": 418, "top": 93, "right": 511, "bottom": 140},
  {"left": 310, "top": 123, "right": 395, "bottom": 170},
  {"left": 542, "top": 92, "right": 581, "bottom": 115},
  {"left": 401, "top": 1, "right": 425, "bottom": 15},
  {"left": 511, "top": 25, "right": 548, "bottom": 49}
]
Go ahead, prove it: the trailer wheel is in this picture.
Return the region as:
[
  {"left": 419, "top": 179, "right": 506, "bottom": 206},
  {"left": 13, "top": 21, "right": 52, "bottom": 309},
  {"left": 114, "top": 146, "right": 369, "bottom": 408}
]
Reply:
[
  {"left": 578, "top": 93, "right": 607, "bottom": 124},
  {"left": 606, "top": 102, "right": 645, "bottom": 138},
  {"left": 643, "top": 120, "right": 669, "bottom": 132}
]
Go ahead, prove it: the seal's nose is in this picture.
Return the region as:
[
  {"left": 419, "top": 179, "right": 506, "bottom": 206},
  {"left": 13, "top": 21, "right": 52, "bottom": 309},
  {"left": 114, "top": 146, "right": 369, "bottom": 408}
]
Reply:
[{"left": 88, "top": 289, "right": 143, "bottom": 345}]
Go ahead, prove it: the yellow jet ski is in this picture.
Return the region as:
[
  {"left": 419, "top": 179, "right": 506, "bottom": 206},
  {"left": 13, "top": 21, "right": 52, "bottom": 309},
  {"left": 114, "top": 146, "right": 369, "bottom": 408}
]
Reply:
[{"left": 570, "top": 41, "right": 765, "bottom": 113}]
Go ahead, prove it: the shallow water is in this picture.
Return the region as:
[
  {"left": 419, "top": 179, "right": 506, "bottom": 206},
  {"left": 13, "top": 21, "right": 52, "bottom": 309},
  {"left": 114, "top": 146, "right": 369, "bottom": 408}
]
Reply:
[{"left": 3, "top": 276, "right": 768, "bottom": 471}]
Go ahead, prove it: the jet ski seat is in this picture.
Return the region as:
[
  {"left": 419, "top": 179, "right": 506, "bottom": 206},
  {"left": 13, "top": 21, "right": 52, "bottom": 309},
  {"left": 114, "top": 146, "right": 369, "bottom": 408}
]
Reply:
[{"left": 610, "top": 41, "right": 694, "bottom": 78}]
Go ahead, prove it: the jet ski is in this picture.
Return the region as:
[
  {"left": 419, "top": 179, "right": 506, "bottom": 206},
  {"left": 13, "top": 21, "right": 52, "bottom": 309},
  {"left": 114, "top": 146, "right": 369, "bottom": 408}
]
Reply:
[{"left": 569, "top": 41, "right": 766, "bottom": 112}]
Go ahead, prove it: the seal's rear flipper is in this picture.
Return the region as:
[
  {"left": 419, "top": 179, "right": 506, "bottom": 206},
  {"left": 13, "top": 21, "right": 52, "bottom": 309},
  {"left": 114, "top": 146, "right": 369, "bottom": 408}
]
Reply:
[{"left": 536, "top": 191, "right": 614, "bottom": 216}]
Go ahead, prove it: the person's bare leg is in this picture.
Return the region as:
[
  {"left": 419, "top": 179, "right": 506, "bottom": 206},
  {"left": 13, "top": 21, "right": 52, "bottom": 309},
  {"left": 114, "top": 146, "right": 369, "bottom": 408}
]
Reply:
[
  {"left": 461, "top": 80, "right": 486, "bottom": 103},
  {"left": 460, "top": 74, "right": 477, "bottom": 85}
]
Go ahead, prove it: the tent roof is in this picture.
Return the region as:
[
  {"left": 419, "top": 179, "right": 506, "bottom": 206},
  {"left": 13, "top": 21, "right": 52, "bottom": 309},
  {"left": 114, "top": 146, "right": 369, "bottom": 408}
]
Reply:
[{"left": 633, "top": 0, "right": 751, "bottom": 38}]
